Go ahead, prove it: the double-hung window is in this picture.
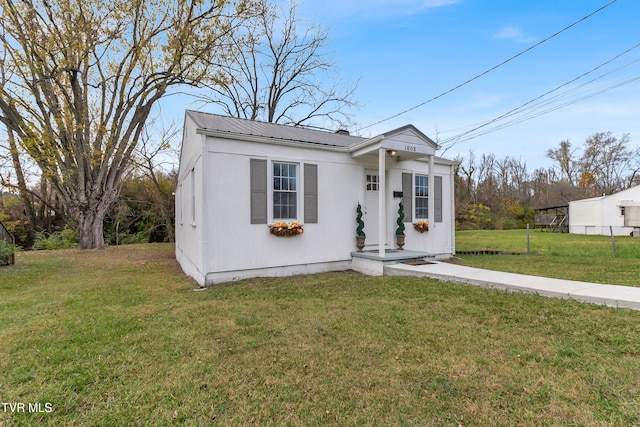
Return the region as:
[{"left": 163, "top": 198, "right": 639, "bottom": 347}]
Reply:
[
  {"left": 250, "top": 158, "right": 317, "bottom": 224},
  {"left": 415, "top": 175, "right": 428, "bottom": 219},
  {"left": 273, "top": 162, "right": 298, "bottom": 220}
]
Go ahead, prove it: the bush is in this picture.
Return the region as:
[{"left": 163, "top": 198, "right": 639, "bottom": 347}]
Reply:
[
  {"left": 457, "top": 203, "right": 493, "bottom": 230},
  {"left": 33, "top": 227, "right": 78, "bottom": 250},
  {"left": 0, "top": 215, "right": 32, "bottom": 248},
  {"left": 500, "top": 219, "right": 520, "bottom": 230},
  {"left": 0, "top": 239, "right": 21, "bottom": 265},
  {"left": 60, "top": 226, "right": 78, "bottom": 246},
  {"left": 117, "top": 231, "right": 148, "bottom": 245}
]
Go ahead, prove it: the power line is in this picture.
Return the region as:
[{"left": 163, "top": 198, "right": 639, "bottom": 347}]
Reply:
[
  {"left": 358, "top": 0, "right": 619, "bottom": 131},
  {"left": 441, "top": 54, "right": 640, "bottom": 145},
  {"left": 439, "top": 41, "right": 640, "bottom": 150},
  {"left": 442, "top": 74, "right": 640, "bottom": 148}
]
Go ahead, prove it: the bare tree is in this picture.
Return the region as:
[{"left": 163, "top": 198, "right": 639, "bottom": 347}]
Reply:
[
  {"left": 455, "top": 151, "right": 476, "bottom": 202},
  {"left": 578, "top": 132, "right": 638, "bottom": 195},
  {"left": 545, "top": 139, "right": 578, "bottom": 186},
  {"left": 475, "top": 153, "right": 498, "bottom": 205},
  {"left": 502, "top": 156, "right": 531, "bottom": 205},
  {"left": 200, "top": 0, "right": 359, "bottom": 129},
  {"left": 0, "top": 0, "right": 250, "bottom": 248},
  {"left": 130, "top": 119, "right": 180, "bottom": 243}
]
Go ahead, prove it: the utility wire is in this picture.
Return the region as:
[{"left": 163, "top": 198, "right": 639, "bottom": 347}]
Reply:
[
  {"left": 442, "top": 74, "right": 640, "bottom": 147},
  {"left": 358, "top": 0, "right": 619, "bottom": 131},
  {"left": 441, "top": 57, "right": 640, "bottom": 143},
  {"left": 439, "top": 41, "right": 640, "bottom": 150}
]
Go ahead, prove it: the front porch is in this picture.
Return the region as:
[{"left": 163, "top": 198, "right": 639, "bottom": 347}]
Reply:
[
  {"left": 350, "top": 125, "right": 440, "bottom": 258},
  {"left": 351, "top": 249, "right": 434, "bottom": 276}
]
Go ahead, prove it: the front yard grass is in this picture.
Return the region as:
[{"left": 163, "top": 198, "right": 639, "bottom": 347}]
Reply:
[
  {"left": 456, "top": 229, "right": 640, "bottom": 287},
  {"left": 1, "top": 243, "right": 640, "bottom": 426}
]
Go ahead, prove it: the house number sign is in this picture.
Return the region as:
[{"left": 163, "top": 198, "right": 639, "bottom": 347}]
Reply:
[{"left": 405, "top": 145, "right": 417, "bottom": 152}]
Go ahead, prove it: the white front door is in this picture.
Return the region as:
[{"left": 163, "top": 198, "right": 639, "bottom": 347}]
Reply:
[{"left": 364, "top": 170, "right": 379, "bottom": 245}]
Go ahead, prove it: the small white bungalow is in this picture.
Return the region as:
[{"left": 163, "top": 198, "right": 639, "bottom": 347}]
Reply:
[
  {"left": 569, "top": 185, "right": 640, "bottom": 236},
  {"left": 175, "top": 110, "right": 456, "bottom": 286}
]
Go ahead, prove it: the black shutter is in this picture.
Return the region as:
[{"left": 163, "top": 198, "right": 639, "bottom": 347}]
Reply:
[
  {"left": 402, "top": 173, "right": 412, "bottom": 222},
  {"left": 304, "top": 164, "right": 318, "bottom": 223},
  {"left": 434, "top": 175, "right": 443, "bottom": 223},
  {"left": 250, "top": 159, "right": 267, "bottom": 224}
]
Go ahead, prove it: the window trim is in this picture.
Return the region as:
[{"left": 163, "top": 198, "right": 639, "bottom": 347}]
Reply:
[
  {"left": 178, "top": 183, "right": 183, "bottom": 226},
  {"left": 414, "top": 174, "right": 429, "bottom": 220},
  {"left": 269, "top": 160, "right": 301, "bottom": 222},
  {"left": 366, "top": 173, "right": 379, "bottom": 191},
  {"left": 190, "top": 168, "right": 196, "bottom": 226}
]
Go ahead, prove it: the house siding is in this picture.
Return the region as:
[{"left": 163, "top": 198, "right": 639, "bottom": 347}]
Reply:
[
  {"left": 386, "top": 163, "right": 454, "bottom": 255},
  {"left": 204, "top": 137, "right": 361, "bottom": 275},
  {"left": 175, "top": 114, "right": 206, "bottom": 285}
]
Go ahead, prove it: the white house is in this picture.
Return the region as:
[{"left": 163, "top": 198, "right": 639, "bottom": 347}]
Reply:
[
  {"left": 175, "top": 110, "right": 456, "bottom": 286},
  {"left": 569, "top": 185, "right": 640, "bottom": 236}
]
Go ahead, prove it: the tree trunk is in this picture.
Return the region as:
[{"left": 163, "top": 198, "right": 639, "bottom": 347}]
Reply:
[
  {"left": 76, "top": 209, "right": 107, "bottom": 249},
  {"left": 164, "top": 214, "right": 175, "bottom": 243},
  {"left": 64, "top": 180, "right": 119, "bottom": 249},
  {"left": 7, "top": 130, "right": 36, "bottom": 242},
  {"left": 155, "top": 194, "right": 175, "bottom": 243}
]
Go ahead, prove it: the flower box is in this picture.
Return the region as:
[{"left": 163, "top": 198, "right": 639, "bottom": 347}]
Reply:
[
  {"left": 413, "top": 220, "right": 429, "bottom": 233},
  {"left": 270, "top": 221, "right": 304, "bottom": 237}
]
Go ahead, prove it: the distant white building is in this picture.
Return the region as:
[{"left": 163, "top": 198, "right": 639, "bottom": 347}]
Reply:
[
  {"left": 175, "top": 110, "right": 456, "bottom": 286},
  {"left": 569, "top": 185, "right": 640, "bottom": 236}
]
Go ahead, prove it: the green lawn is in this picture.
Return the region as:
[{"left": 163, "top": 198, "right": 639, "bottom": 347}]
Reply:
[
  {"left": 456, "top": 229, "right": 640, "bottom": 287},
  {"left": 1, "top": 243, "right": 640, "bottom": 425}
]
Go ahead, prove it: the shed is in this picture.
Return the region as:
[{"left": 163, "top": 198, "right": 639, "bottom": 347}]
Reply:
[
  {"left": 569, "top": 185, "right": 640, "bottom": 236},
  {"left": 534, "top": 205, "right": 569, "bottom": 232}
]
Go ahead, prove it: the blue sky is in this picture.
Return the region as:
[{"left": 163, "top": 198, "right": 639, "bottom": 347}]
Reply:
[
  {"left": 164, "top": 0, "right": 640, "bottom": 170},
  {"left": 292, "top": 0, "right": 640, "bottom": 169}
]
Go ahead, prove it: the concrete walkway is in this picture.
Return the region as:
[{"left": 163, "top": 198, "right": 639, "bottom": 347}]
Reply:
[{"left": 385, "top": 260, "right": 640, "bottom": 311}]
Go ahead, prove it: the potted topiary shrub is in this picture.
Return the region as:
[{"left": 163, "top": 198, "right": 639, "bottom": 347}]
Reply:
[
  {"left": 356, "top": 203, "right": 366, "bottom": 251},
  {"left": 396, "top": 202, "right": 405, "bottom": 250}
]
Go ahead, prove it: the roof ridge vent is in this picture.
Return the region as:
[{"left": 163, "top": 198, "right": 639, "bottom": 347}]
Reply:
[{"left": 335, "top": 129, "right": 350, "bottom": 135}]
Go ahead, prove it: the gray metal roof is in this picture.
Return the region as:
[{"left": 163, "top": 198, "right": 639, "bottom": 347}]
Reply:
[{"left": 186, "top": 110, "right": 366, "bottom": 148}]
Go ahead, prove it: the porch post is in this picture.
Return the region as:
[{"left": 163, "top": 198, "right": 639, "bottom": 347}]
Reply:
[
  {"left": 378, "top": 147, "right": 386, "bottom": 257},
  {"left": 428, "top": 154, "right": 435, "bottom": 253}
]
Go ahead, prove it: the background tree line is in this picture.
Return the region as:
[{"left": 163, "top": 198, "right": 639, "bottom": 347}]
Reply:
[
  {"left": 455, "top": 131, "right": 640, "bottom": 230},
  {"left": 0, "top": 158, "right": 177, "bottom": 249}
]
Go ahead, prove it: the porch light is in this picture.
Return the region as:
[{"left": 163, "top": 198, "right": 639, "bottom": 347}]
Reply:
[{"left": 387, "top": 149, "right": 397, "bottom": 157}]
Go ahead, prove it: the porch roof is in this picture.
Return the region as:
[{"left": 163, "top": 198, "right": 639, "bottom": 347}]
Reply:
[{"left": 349, "top": 124, "right": 439, "bottom": 161}]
